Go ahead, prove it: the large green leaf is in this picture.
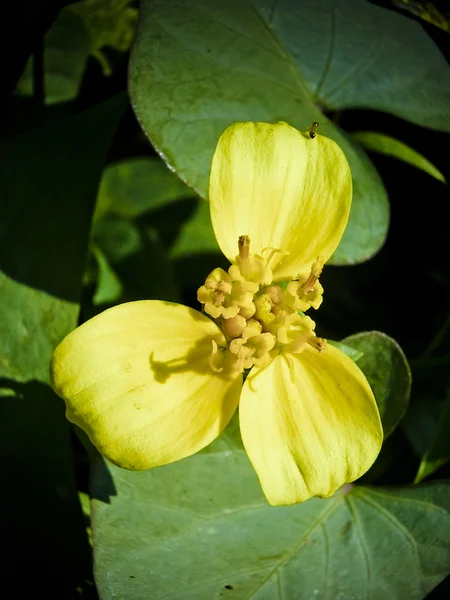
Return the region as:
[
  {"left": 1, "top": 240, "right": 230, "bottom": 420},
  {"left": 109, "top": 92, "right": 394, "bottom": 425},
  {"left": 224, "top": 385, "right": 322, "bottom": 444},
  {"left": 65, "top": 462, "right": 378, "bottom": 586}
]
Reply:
[
  {"left": 129, "top": 0, "right": 389, "bottom": 266},
  {"left": 91, "top": 438, "right": 450, "bottom": 600},
  {"left": 343, "top": 331, "right": 411, "bottom": 437},
  {"left": 258, "top": 0, "right": 450, "bottom": 129},
  {"left": 0, "top": 95, "right": 126, "bottom": 593}
]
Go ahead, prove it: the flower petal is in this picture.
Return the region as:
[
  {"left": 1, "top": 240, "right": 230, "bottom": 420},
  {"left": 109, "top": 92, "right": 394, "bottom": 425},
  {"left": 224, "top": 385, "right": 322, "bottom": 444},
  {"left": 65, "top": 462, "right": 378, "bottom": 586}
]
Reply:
[
  {"left": 51, "top": 301, "right": 242, "bottom": 469},
  {"left": 210, "top": 122, "right": 352, "bottom": 280},
  {"left": 239, "top": 345, "right": 382, "bottom": 505}
]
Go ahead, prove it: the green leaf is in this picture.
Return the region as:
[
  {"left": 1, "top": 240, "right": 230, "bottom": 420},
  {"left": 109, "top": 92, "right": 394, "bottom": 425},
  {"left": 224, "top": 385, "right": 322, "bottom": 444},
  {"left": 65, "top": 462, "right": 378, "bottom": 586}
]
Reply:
[
  {"left": 262, "top": 0, "right": 450, "bottom": 130},
  {"left": 92, "top": 245, "right": 123, "bottom": 305},
  {"left": 92, "top": 215, "right": 142, "bottom": 263},
  {"left": 91, "top": 446, "right": 450, "bottom": 600},
  {"left": 353, "top": 131, "right": 446, "bottom": 183},
  {"left": 129, "top": 0, "right": 389, "bottom": 266},
  {"left": 343, "top": 331, "right": 411, "bottom": 437},
  {"left": 94, "top": 157, "right": 192, "bottom": 221},
  {"left": 170, "top": 199, "right": 220, "bottom": 259},
  {"left": 15, "top": 9, "right": 89, "bottom": 104},
  {"left": 91, "top": 182, "right": 184, "bottom": 303},
  {"left": 328, "top": 339, "right": 364, "bottom": 362},
  {"left": 414, "top": 387, "right": 450, "bottom": 483},
  {"left": 0, "top": 95, "right": 126, "bottom": 593},
  {"left": 0, "top": 95, "right": 127, "bottom": 382}
]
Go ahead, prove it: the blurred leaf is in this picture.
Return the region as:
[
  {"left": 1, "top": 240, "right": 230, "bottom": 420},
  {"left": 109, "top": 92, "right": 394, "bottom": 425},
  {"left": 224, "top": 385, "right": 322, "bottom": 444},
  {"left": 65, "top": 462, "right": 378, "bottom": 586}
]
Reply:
[
  {"left": 343, "top": 331, "right": 411, "bottom": 437},
  {"left": 391, "top": 0, "right": 450, "bottom": 32},
  {"left": 0, "top": 95, "right": 126, "bottom": 592},
  {"left": 93, "top": 215, "right": 142, "bottom": 262},
  {"left": 95, "top": 157, "right": 192, "bottom": 221},
  {"left": 414, "top": 387, "right": 450, "bottom": 482},
  {"left": 170, "top": 199, "right": 220, "bottom": 258},
  {"left": 90, "top": 157, "right": 192, "bottom": 303},
  {"left": 109, "top": 225, "right": 180, "bottom": 303},
  {"left": 353, "top": 131, "right": 446, "bottom": 182},
  {"left": 15, "top": 9, "right": 89, "bottom": 104},
  {"left": 328, "top": 339, "right": 364, "bottom": 362},
  {"left": 130, "top": 0, "right": 389, "bottom": 266},
  {"left": 91, "top": 444, "right": 450, "bottom": 599},
  {"left": 92, "top": 245, "right": 123, "bottom": 305},
  {"left": 0, "top": 95, "right": 127, "bottom": 381},
  {"left": 69, "top": 0, "right": 138, "bottom": 76}
]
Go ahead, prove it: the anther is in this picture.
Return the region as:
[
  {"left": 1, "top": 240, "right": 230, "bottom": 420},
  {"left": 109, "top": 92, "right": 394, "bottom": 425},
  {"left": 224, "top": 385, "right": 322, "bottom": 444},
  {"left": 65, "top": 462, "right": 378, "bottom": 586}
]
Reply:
[
  {"left": 238, "top": 235, "right": 250, "bottom": 259},
  {"left": 302, "top": 255, "right": 324, "bottom": 294},
  {"left": 308, "top": 337, "right": 327, "bottom": 352}
]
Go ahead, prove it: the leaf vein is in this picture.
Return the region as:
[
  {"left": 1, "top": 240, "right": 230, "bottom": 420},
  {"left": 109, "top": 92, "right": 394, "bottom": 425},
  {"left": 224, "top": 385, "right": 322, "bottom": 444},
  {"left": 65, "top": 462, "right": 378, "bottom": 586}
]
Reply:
[
  {"left": 345, "top": 496, "right": 371, "bottom": 600},
  {"left": 243, "top": 498, "right": 341, "bottom": 599}
]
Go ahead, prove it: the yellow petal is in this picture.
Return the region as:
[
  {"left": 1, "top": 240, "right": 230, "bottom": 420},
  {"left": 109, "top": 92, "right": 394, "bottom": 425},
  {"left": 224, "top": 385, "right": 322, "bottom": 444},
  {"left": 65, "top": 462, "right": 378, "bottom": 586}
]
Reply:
[
  {"left": 239, "top": 345, "right": 382, "bottom": 505},
  {"left": 51, "top": 301, "right": 242, "bottom": 469},
  {"left": 210, "top": 122, "right": 352, "bottom": 279}
]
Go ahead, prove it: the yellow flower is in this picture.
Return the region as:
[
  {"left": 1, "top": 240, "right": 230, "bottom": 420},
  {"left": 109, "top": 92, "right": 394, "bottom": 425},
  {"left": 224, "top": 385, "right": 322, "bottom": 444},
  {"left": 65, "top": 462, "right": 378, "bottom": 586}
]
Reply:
[{"left": 50, "top": 122, "right": 383, "bottom": 506}]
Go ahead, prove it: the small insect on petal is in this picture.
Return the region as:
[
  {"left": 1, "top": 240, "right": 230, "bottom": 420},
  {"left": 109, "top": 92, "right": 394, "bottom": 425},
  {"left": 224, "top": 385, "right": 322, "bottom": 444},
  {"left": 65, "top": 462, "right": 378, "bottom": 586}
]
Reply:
[{"left": 309, "top": 122, "right": 319, "bottom": 139}]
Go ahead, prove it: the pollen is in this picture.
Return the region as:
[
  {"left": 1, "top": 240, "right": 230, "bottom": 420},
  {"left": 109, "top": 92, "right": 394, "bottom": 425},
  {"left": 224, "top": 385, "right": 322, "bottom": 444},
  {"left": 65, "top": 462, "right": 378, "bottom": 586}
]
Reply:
[{"left": 197, "top": 237, "right": 327, "bottom": 373}]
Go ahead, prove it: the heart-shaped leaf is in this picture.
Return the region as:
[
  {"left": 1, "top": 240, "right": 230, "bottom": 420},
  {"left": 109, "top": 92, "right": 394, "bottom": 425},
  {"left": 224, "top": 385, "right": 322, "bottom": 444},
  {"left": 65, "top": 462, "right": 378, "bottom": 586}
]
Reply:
[
  {"left": 91, "top": 442, "right": 450, "bottom": 599},
  {"left": 129, "top": 0, "right": 390, "bottom": 265}
]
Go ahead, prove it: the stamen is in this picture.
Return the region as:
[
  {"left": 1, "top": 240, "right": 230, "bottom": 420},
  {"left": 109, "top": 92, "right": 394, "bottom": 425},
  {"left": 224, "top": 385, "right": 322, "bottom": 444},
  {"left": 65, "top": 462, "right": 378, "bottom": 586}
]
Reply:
[
  {"left": 238, "top": 235, "right": 250, "bottom": 259},
  {"left": 308, "top": 336, "right": 327, "bottom": 352},
  {"left": 230, "top": 238, "right": 272, "bottom": 287},
  {"left": 261, "top": 247, "right": 291, "bottom": 265},
  {"left": 302, "top": 255, "right": 324, "bottom": 294},
  {"left": 199, "top": 236, "right": 327, "bottom": 377}
]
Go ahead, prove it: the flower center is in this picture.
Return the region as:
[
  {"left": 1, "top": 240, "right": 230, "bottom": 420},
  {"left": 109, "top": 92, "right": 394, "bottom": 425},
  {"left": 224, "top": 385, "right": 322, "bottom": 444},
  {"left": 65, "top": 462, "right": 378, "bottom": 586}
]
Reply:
[{"left": 197, "top": 236, "right": 326, "bottom": 373}]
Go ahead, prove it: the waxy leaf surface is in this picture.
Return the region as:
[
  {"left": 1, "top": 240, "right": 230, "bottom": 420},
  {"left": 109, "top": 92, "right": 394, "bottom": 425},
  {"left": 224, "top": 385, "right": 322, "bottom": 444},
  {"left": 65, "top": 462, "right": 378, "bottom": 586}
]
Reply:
[
  {"left": 130, "top": 0, "right": 391, "bottom": 265},
  {"left": 92, "top": 432, "right": 450, "bottom": 600}
]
